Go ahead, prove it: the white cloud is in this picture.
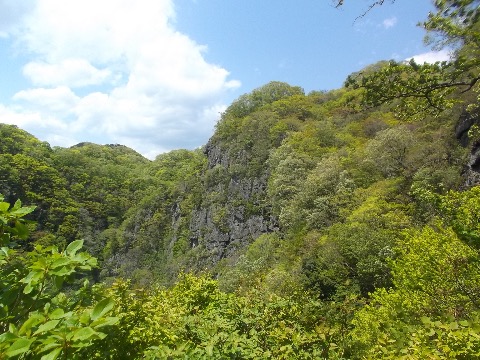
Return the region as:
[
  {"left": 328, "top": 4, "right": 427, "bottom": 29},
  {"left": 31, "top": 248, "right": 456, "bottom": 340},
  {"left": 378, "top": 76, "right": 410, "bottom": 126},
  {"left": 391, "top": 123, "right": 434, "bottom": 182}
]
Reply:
[
  {"left": 382, "top": 17, "right": 397, "bottom": 29},
  {"left": 13, "top": 86, "right": 79, "bottom": 113},
  {"left": 0, "top": 0, "right": 240, "bottom": 159},
  {"left": 406, "top": 49, "right": 452, "bottom": 64},
  {"left": 0, "top": 104, "right": 72, "bottom": 145},
  {"left": 23, "top": 59, "right": 112, "bottom": 87}
]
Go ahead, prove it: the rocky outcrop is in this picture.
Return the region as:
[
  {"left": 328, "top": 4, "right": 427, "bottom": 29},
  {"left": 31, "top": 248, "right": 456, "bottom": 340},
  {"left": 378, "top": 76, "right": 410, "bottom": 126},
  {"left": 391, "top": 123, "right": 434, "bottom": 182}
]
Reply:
[
  {"left": 456, "top": 109, "right": 479, "bottom": 146},
  {"left": 188, "top": 139, "right": 278, "bottom": 266},
  {"left": 465, "top": 143, "right": 480, "bottom": 187},
  {"left": 456, "top": 108, "right": 480, "bottom": 187}
]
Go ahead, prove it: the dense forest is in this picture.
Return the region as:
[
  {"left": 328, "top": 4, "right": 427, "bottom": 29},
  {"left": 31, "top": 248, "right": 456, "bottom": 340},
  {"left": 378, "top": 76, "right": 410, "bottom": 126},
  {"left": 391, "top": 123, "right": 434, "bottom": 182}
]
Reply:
[{"left": 1, "top": 0, "right": 480, "bottom": 358}]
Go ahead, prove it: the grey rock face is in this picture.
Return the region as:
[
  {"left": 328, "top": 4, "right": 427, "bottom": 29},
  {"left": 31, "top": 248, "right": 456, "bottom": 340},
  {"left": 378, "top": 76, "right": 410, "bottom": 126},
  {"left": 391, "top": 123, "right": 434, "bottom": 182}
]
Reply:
[
  {"left": 188, "top": 140, "right": 278, "bottom": 266},
  {"left": 464, "top": 141, "right": 480, "bottom": 187},
  {"left": 456, "top": 108, "right": 480, "bottom": 187},
  {"left": 456, "top": 109, "right": 479, "bottom": 146}
]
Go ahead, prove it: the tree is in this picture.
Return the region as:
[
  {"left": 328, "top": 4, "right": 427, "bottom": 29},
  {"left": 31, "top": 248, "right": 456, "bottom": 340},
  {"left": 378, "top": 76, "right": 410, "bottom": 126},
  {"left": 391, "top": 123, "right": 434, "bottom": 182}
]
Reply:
[
  {"left": 222, "top": 81, "right": 304, "bottom": 119},
  {"left": 344, "top": 0, "right": 480, "bottom": 117},
  {"left": 363, "top": 126, "right": 414, "bottom": 178},
  {"left": 349, "top": 186, "right": 480, "bottom": 358},
  {"left": 350, "top": 224, "right": 480, "bottom": 358}
]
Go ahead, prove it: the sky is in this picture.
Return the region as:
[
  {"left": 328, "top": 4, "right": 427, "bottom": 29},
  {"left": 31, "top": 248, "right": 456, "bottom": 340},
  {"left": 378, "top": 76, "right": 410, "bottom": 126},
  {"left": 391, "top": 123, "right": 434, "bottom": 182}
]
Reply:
[{"left": 0, "top": 0, "right": 450, "bottom": 159}]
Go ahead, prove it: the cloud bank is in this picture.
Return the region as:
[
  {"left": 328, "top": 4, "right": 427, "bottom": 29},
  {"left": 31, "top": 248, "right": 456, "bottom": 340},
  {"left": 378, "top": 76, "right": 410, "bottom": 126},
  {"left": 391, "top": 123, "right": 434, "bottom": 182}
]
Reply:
[
  {"left": 406, "top": 49, "right": 452, "bottom": 64},
  {"left": 0, "top": 0, "right": 240, "bottom": 159}
]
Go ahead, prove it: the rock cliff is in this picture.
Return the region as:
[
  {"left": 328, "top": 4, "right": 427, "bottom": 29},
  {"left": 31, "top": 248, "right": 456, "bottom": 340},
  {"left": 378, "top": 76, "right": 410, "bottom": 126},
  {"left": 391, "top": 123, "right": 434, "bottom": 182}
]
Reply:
[
  {"left": 456, "top": 108, "right": 480, "bottom": 187},
  {"left": 187, "top": 138, "right": 278, "bottom": 267}
]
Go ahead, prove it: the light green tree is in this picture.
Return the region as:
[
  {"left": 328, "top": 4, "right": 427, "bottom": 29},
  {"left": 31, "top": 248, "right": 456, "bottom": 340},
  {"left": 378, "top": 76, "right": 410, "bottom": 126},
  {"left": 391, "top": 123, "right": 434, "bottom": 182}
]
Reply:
[
  {"left": 350, "top": 186, "right": 480, "bottom": 359},
  {"left": 345, "top": 0, "right": 480, "bottom": 117}
]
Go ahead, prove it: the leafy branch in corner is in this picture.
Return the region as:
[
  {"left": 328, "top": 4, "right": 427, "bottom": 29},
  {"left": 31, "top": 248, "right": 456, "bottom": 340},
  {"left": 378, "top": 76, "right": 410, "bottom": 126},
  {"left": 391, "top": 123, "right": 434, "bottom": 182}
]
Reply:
[{"left": 344, "top": 0, "right": 480, "bottom": 117}]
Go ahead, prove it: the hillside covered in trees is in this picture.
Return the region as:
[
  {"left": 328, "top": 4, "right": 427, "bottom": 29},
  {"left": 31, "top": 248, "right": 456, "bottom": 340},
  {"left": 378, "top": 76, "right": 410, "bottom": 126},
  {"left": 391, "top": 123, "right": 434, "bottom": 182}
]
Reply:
[{"left": 1, "top": 0, "right": 480, "bottom": 358}]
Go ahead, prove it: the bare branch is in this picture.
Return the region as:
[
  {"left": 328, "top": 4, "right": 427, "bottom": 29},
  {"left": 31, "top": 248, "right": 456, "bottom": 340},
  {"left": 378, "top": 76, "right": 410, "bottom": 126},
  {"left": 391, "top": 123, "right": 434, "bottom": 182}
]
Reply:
[
  {"left": 355, "top": 1, "right": 389, "bottom": 20},
  {"left": 333, "top": 0, "right": 396, "bottom": 19}
]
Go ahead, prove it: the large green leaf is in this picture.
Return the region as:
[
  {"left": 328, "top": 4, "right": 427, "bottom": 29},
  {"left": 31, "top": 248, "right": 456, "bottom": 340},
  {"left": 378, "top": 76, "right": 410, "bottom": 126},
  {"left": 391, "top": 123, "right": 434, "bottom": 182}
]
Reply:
[
  {"left": 90, "top": 298, "right": 115, "bottom": 321},
  {"left": 33, "top": 320, "right": 60, "bottom": 335},
  {"left": 40, "top": 347, "right": 62, "bottom": 360},
  {"left": 71, "top": 327, "right": 96, "bottom": 342},
  {"left": 50, "top": 258, "right": 72, "bottom": 269},
  {"left": 48, "top": 308, "right": 65, "bottom": 320},
  {"left": 0, "top": 332, "right": 18, "bottom": 343},
  {"left": 19, "top": 313, "right": 45, "bottom": 335},
  {"left": 11, "top": 206, "right": 36, "bottom": 217},
  {"left": 0, "top": 246, "right": 10, "bottom": 257},
  {"left": 0, "top": 202, "right": 10, "bottom": 213},
  {"left": 90, "top": 316, "right": 119, "bottom": 329},
  {"left": 65, "top": 240, "right": 83, "bottom": 256},
  {"left": 5, "top": 338, "right": 34, "bottom": 357},
  {"left": 11, "top": 199, "right": 22, "bottom": 212}
]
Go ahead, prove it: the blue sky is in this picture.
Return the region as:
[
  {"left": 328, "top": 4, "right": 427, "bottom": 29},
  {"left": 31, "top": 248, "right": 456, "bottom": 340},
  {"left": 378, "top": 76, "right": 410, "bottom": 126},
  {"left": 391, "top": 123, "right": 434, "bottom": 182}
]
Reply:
[{"left": 0, "top": 0, "right": 449, "bottom": 159}]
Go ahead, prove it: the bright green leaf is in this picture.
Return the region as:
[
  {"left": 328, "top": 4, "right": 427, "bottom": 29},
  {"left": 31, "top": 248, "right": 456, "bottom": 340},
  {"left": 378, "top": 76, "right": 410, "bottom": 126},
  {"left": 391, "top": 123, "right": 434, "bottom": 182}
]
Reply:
[
  {"left": 0, "top": 202, "right": 10, "bottom": 212},
  {"left": 71, "top": 327, "right": 96, "bottom": 341},
  {"left": 65, "top": 240, "right": 83, "bottom": 256},
  {"left": 33, "top": 320, "right": 60, "bottom": 335},
  {"left": 23, "top": 282, "right": 34, "bottom": 295},
  {"left": 0, "top": 332, "right": 18, "bottom": 343},
  {"left": 40, "top": 347, "right": 62, "bottom": 360},
  {"left": 11, "top": 199, "right": 22, "bottom": 211},
  {"left": 50, "top": 258, "right": 72, "bottom": 269},
  {"left": 48, "top": 309, "right": 65, "bottom": 320},
  {"left": 19, "top": 314, "right": 45, "bottom": 335},
  {"left": 90, "top": 298, "right": 115, "bottom": 321},
  {"left": 11, "top": 206, "right": 36, "bottom": 217},
  {"left": 90, "top": 316, "right": 119, "bottom": 329},
  {"left": 5, "top": 338, "right": 34, "bottom": 357}
]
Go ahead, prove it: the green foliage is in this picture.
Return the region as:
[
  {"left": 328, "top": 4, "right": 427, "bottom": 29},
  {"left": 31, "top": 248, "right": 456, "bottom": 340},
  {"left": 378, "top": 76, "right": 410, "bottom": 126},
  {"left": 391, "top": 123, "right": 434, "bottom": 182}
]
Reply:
[
  {"left": 0, "top": 125, "right": 52, "bottom": 158},
  {"left": 363, "top": 125, "right": 415, "bottom": 178},
  {"left": 437, "top": 186, "right": 480, "bottom": 247},
  {"left": 212, "top": 108, "right": 286, "bottom": 178},
  {"left": 223, "top": 81, "right": 304, "bottom": 119},
  {"left": 277, "top": 153, "right": 355, "bottom": 231},
  {"left": 350, "top": 199, "right": 480, "bottom": 358},
  {"left": 98, "top": 148, "right": 206, "bottom": 285},
  {"left": 218, "top": 233, "right": 281, "bottom": 293},
  {"left": 0, "top": 195, "right": 36, "bottom": 246},
  {"left": 105, "top": 273, "right": 342, "bottom": 359},
  {"left": 346, "top": 0, "right": 480, "bottom": 118},
  {"left": 0, "top": 196, "right": 118, "bottom": 359},
  {"left": 266, "top": 94, "right": 316, "bottom": 120},
  {"left": 302, "top": 180, "right": 409, "bottom": 299},
  {"left": 346, "top": 59, "right": 461, "bottom": 117},
  {"left": 424, "top": 1, "right": 480, "bottom": 56}
]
